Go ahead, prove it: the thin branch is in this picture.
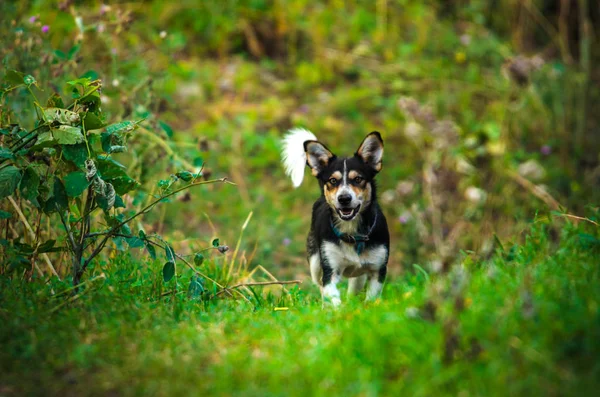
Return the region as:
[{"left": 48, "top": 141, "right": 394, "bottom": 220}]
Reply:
[
  {"left": 80, "top": 177, "right": 233, "bottom": 272},
  {"left": 216, "top": 280, "right": 302, "bottom": 297},
  {"left": 553, "top": 213, "right": 599, "bottom": 226},
  {"left": 508, "top": 170, "right": 562, "bottom": 211},
  {"left": 57, "top": 208, "right": 77, "bottom": 253}
]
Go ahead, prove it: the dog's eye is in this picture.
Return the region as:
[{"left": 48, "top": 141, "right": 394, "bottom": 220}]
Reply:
[
  {"left": 353, "top": 176, "right": 363, "bottom": 184},
  {"left": 328, "top": 178, "right": 338, "bottom": 185}
]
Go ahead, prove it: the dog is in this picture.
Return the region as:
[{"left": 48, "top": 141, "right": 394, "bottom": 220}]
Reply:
[{"left": 281, "top": 128, "right": 389, "bottom": 306}]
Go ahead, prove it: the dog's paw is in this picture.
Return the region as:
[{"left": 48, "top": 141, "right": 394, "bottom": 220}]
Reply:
[
  {"left": 330, "top": 297, "right": 341, "bottom": 307},
  {"left": 322, "top": 296, "right": 342, "bottom": 309}
]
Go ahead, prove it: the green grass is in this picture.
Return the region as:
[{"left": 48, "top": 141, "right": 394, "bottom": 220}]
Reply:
[{"left": 1, "top": 221, "right": 598, "bottom": 396}]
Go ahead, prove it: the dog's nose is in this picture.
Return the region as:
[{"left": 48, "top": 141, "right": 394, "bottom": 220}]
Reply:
[{"left": 338, "top": 194, "right": 352, "bottom": 206}]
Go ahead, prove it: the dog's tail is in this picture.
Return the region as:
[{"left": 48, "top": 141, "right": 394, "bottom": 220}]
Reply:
[{"left": 281, "top": 128, "right": 317, "bottom": 188}]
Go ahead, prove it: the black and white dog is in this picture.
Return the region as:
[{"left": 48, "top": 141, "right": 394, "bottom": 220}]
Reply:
[{"left": 282, "top": 129, "right": 389, "bottom": 306}]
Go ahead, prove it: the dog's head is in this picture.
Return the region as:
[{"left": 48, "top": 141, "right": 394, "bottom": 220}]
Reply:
[{"left": 304, "top": 132, "right": 384, "bottom": 221}]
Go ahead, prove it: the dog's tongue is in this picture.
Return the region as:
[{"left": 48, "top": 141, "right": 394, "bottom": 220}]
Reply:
[{"left": 341, "top": 209, "right": 353, "bottom": 215}]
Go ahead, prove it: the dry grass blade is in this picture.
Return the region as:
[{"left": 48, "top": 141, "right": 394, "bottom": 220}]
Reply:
[
  {"left": 216, "top": 280, "right": 302, "bottom": 297},
  {"left": 8, "top": 196, "right": 59, "bottom": 279}
]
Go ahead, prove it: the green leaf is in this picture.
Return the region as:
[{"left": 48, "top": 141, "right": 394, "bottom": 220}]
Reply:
[
  {"left": 52, "top": 178, "right": 68, "bottom": 212},
  {"left": 0, "top": 148, "right": 14, "bottom": 160},
  {"left": 64, "top": 171, "right": 91, "bottom": 197},
  {"left": 54, "top": 49, "right": 67, "bottom": 60},
  {"left": 83, "top": 112, "right": 105, "bottom": 131},
  {"left": 106, "top": 176, "right": 138, "bottom": 195},
  {"left": 165, "top": 245, "right": 176, "bottom": 263},
  {"left": 37, "top": 239, "right": 56, "bottom": 253},
  {"left": 114, "top": 194, "right": 126, "bottom": 208},
  {"left": 62, "top": 143, "right": 88, "bottom": 169},
  {"left": 44, "top": 108, "right": 80, "bottom": 125},
  {"left": 159, "top": 121, "right": 174, "bottom": 138},
  {"left": 96, "top": 157, "right": 139, "bottom": 195},
  {"left": 46, "top": 93, "right": 65, "bottom": 108},
  {"left": 20, "top": 166, "right": 40, "bottom": 204},
  {"left": 96, "top": 156, "right": 126, "bottom": 177},
  {"left": 0, "top": 166, "right": 22, "bottom": 199},
  {"left": 212, "top": 238, "right": 220, "bottom": 248},
  {"left": 126, "top": 237, "right": 145, "bottom": 248},
  {"left": 80, "top": 70, "right": 99, "bottom": 80},
  {"left": 52, "top": 125, "right": 84, "bottom": 145},
  {"left": 0, "top": 210, "right": 12, "bottom": 219},
  {"left": 101, "top": 130, "right": 126, "bottom": 154},
  {"left": 146, "top": 243, "right": 157, "bottom": 260},
  {"left": 105, "top": 121, "right": 137, "bottom": 135},
  {"left": 113, "top": 236, "right": 126, "bottom": 251},
  {"left": 176, "top": 171, "right": 193, "bottom": 182},
  {"left": 67, "top": 77, "right": 92, "bottom": 87},
  {"left": 4, "top": 70, "right": 25, "bottom": 86},
  {"left": 163, "top": 261, "right": 175, "bottom": 282},
  {"left": 67, "top": 43, "right": 81, "bottom": 59},
  {"left": 188, "top": 275, "right": 205, "bottom": 299},
  {"left": 31, "top": 131, "right": 56, "bottom": 150},
  {"left": 194, "top": 253, "right": 204, "bottom": 266}
]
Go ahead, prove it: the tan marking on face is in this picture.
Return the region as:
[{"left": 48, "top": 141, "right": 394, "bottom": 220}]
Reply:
[
  {"left": 348, "top": 170, "right": 359, "bottom": 179},
  {"left": 331, "top": 171, "right": 342, "bottom": 180},
  {"left": 324, "top": 183, "right": 339, "bottom": 207}
]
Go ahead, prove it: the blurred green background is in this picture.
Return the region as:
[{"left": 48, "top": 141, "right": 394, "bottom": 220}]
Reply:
[
  {"left": 1, "top": 2, "right": 600, "bottom": 396},
  {"left": 2, "top": 0, "right": 598, "bottom": 278}
]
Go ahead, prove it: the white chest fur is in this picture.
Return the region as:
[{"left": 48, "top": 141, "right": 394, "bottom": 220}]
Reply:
[{"left": 321, "top": 241, "right": 387, "bottom": 278}]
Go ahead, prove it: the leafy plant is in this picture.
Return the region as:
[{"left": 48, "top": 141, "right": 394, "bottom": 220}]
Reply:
[{"left": 0, "top": 71, "right": 231, "bottom": 287}]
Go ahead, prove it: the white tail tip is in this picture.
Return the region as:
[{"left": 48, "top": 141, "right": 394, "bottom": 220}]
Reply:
[{"left": 281, "top": 128, "right": 318, "bottom": 188}]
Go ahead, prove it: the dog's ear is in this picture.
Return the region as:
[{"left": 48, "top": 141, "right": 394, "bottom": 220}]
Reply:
[
  {"left": 356, "top": 131, "right": 384, "bottom": 172},
  {"left": 304, "top": 140, "right": 334, "bottom": 176}
]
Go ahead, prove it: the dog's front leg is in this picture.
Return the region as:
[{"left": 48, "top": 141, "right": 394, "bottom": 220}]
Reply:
[
  {"left": 365, "top": 265, "right": 387, "bottom": 301},
  {"left": 320, "top": 253, "right": 342, "bottom": 307}
]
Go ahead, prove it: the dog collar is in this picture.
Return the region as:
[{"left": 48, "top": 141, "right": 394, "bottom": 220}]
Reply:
[{"left": 330, "top": 211, "right": 378, "bottom": 254}]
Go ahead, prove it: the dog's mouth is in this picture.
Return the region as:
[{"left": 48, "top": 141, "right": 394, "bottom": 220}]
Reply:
[{"left": 337, "top": 205, "right": 360, "bottom": 221}]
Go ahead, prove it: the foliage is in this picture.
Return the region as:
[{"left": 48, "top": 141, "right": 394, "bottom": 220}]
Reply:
[
  {"left": 0, "top": 220, "right": 599, "bottom": 395},
  {"left": 0, "top": 72, "right": 229, "bottom": 287}
]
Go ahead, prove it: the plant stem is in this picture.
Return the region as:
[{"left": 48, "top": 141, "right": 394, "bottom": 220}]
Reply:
[{"left": 79, "top": 177, "right": 233, "bottom": 279}]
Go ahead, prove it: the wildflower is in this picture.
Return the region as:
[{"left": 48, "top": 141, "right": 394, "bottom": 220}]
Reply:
[
  {"left": 398, "top": 211, "right": 411, "bottom": 224},
  {"left": 100, "top": 4, "right": 110, "bottom": 14},
  {"left": 540, "top": 145, "right": 551, "bottom": 156},
  {"left": 159, "top": 30, "right": 167, "bottom": 39},
  {"left": 29, "top": 16, "right": 37, "bottom": 23},
  {"left": 282, "top": 238, "right": 291, "bottom": 247},
  {"left": 97, "top": 23, "right": 105, "bottom": 33},
  {"left": 111, "top": 47, "right": 117, "bottom": 55},
  {"left": 112, "top": 79, "right": 119, "bottom": 87},
  {"left": 460, "top": 34, "right": 471, "bottom": 46},
  {"left": 41, "top": 25, "right": 50, "bottom": 33}
]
